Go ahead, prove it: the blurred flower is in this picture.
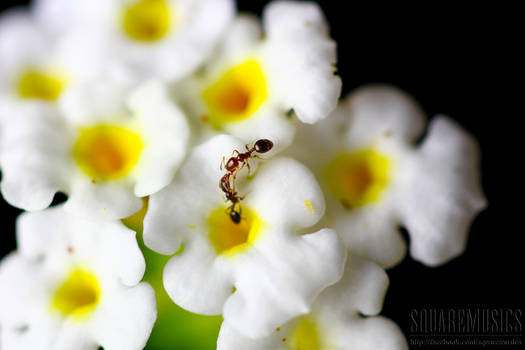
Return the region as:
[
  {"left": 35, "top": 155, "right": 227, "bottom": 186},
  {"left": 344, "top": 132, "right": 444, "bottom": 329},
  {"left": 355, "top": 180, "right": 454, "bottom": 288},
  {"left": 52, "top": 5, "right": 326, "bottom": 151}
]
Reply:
[
  {"left": 34, "top": 0, "right": 234, "bottom": 81},
  {"left": 0, "top": 81, "right": 189, "bottom": 219},
  {"left": 143, "top": 135, "right": 346, "bottom": 338},
  {"left": 0, "top": 7, "right": 114, "bottom": 120},
  {"left": 122, "top": 199, "right": 224, "bottom": 350},
  {"left": 176, "top": 1, "right": 341, "bottom": 151},
  {"left": 289, "top": 85, "right": 487, "bottom": 268},
  {"left": 218, "top": 256, "right": 408, "bottom": 350},
  {"left": 0, "top": 206, "right": 156, "bottom": 350}
]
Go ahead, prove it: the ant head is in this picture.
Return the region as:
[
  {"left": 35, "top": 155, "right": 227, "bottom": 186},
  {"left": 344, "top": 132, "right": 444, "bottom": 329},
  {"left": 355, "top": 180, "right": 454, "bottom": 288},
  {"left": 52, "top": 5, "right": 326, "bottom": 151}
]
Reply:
[
  {"left": 254, "top": 139, "right": 273, "bottom": 153},
  {"left": 229, "top": 210, "right": 241, "bottom": 224}
]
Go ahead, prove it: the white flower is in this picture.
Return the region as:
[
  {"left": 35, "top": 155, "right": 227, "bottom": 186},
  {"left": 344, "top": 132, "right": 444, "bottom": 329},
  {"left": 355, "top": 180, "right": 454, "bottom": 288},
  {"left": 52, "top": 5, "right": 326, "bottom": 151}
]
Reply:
[
  {"left": 143, "top": 135, "right": 347, "bottom": 338},
  {"left": 34, "top": 0, "right": 234, "bottom": 81},
  {"left": 0, "top": 7, "right": 111, "bottom": 118},
  {"left": 0, "top": 80, "right": 190, "bottom": 219},
  {"left": 218, "top": 256, "right": 408, "bottom": 350},
  {"left": 0, "top": 206, "right": 157, "bottom": 350},
  {"left": 176, "top": 1, "right": 342, "bottom": 151},
  {"left": 288, "top": 85, "right": 487, "bottom": 268}
]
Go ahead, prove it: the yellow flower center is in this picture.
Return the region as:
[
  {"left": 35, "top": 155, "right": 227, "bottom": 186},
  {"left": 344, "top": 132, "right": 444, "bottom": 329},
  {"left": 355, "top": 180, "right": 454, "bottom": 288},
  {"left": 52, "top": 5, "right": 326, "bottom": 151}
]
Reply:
[
  {"left": 202, "top": 60, "right": 268, "bottom": 128},
  {"left": 17, "top": 69, "right": 66, "bottom": 101},
  {"left": 324, "top": 149, "right": 391, "bottom": 209},
  {"left": 73, "top": 124, "right": 143, "bottom": 181},
  {"left": 286, "top": 316, "right": 322, "bottom": 350},
  {"left": 122, "top": 0, "right": 172, "bottom": 42},
  {"left": 51, "top": 269, "right": 101, "bottom": 319},
  {"left": 207, "top": 205, "right": 264, "bottom": 256}
]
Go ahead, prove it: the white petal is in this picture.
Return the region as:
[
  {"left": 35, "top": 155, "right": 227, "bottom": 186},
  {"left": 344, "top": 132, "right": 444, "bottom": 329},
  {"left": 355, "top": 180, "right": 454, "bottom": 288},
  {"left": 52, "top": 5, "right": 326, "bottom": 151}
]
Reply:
[
  {"left": 399, "top": 116, "right": 487, "bottom": 266},
  {"left": 0, "top": 10, "right": 47, "bottom": 75},
  {"left": 217, "top": 256, "right": 403, "bottom": 350},
  {"left": 35, "top": 0, "right": 234, "bottom": 81},
  {"left": 263, "top": 1, "right": 330, "bottom": 39},
  {"left": 223, "top": 228, "right": 346, "bottom": 338},
  {"left": 88, "top": 283, "right": 156, "bottom": 350},
  {"left": 127, "top": 81, "right": 190, "bottom": 197},
  {"left": 246, "top": 157, "right": 325, "bottom": 229},
  {"left": 217, "top": 323, "right": 282, "bottom": 350},
  {"left": 343, "top": 85, "right": 427, "bottom": 147},
  {"left": 143, "top": 178, "right": 201, "bottom": 255},
  {"left": 0, "top": 253, "right": 54, "bottom": 328},
  {"left": 33, "top": 0, "right": 115, "bottom": 37},
  {"left": 223, "top": 107, "right": 297, "bottom": 153},
  {"left": 163, "top": 236, "right": 233, "bottom": 315},
  {"left": 52, "top": 322, "right": 97, "bottom": 350},
  {"left": 139, "top": 0, "right": 235, "bottom": 81},
  {"left": 0, "top": 105, "right": 70, "bottom": 211},
  {"left": 53, "top": 28, "right": 134, "bottom": 85},
  {"left": 332, "top": 203, "right": 407, "bottom": 269},
  {"left": 318, "top": 255, "right": 389, "bottom": 317},
  {"left": 216, "top": 15, "right": 263, "bottom": 62},
  {"left": 330, "top": 317, "right": 408, "bottom": 350},
  {"left": 286, "top": 106, "right": 350, "bottom": 166},
  {"left": 262, "top": 1, "right": 341, "bottom": 124},
  {"left": 17, "top": 206, "right": 146, "bottom": 286},
  {"left": 1, "top": 320, "right": 57, "bottom": 350},
  {"left": 58, "top": 80, "right": 130, "bottom": 125},
  {"left": 65, "top": 179, "right": 143, "bottom": 220},
  {"left": 218, "top": 316, "right": 407, "bottom": 350}
]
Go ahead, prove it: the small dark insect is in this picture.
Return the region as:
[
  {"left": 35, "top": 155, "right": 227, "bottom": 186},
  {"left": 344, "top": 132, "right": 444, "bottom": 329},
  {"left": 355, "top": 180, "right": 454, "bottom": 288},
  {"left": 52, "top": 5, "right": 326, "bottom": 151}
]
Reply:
[
  {"left": 229, "top": 207, "right": 241, "bottom": 224},
  {"left": 219, "top": 139, "right": 274, "bottom": 224}
]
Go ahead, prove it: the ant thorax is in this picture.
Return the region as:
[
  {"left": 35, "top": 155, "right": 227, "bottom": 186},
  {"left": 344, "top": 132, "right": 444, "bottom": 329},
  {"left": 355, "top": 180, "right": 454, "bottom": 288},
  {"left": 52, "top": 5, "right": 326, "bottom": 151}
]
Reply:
[{"left": 219, "top": 139, "right": 274, "bottom": 224}]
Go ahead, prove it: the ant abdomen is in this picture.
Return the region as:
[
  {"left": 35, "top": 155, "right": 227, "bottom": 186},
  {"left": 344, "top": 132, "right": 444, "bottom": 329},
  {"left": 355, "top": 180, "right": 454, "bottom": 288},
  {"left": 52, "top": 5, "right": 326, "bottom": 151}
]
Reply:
[{"left": 229, "top": 210, "right": 241, "bottom": 224}]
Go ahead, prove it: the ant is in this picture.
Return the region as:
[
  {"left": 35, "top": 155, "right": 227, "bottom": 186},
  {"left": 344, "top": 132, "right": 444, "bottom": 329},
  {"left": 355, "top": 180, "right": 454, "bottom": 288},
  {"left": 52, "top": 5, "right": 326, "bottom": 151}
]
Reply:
[
  {"left": 220, "top": 139, "right": 274, "bottom": 224},
  {"left": 220, "top": 173, "right": 243, "bottom": 223}
]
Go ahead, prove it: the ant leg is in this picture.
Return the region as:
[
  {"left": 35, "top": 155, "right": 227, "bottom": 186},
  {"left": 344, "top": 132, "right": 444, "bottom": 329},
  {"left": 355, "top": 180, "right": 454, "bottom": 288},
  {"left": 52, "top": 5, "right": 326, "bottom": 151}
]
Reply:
[
  {"left": 230, "top": 172, "right": 238, "bottom": 194},
  {"left": 239, "top": 190, "right": 251, "bottom": 201}
]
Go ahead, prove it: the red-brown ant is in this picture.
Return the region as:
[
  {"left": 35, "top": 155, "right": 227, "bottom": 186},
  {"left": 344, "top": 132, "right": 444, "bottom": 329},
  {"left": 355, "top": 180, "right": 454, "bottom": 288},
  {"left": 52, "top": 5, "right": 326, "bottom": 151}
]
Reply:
[{"left": 220, "top": 139, "right": 273, "bottom": 224}]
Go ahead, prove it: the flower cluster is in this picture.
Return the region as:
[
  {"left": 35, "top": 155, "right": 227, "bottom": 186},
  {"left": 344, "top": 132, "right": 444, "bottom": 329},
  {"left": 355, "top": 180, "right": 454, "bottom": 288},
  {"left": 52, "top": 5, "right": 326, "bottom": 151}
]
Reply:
[{"left": 0, "top": 1, "right": 486, "bottom": 349}]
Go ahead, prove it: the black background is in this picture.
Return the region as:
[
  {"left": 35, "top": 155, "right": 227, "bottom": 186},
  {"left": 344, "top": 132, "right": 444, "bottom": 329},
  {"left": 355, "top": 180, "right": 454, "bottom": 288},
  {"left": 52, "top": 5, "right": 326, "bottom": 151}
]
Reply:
[{"left": 0, "top": 1, "right": 521, "bottom": 349}]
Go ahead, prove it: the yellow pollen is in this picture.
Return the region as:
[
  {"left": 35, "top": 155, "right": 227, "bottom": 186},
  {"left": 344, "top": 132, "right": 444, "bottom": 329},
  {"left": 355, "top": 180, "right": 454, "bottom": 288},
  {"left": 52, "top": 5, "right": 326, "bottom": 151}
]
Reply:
[
  {"left": 207, "top": 206, "right": 264, "bottom": 256},
  {"left": 304, "top": 200, "right": 314, "bottom": 213},
  {"left": 73, "top": 124, "right": 143, "bottom": 181},
  {"left": 17, "top": 69, "right": 65, "bottom": 101},
  {"left": 51, "top": 269, "right": 101, "bottom": 319},
  {"left": 122, "top": 0, "right": 172, "bottom": 42},
  {"left": 287, "top": 316, "right": 322, "bottom": 350},
  {"left": 324, "top": 149, "right": 391, "bottom": 209},
  {"left": 202, "top": 60, "right": 268, "bottom": 128}
]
